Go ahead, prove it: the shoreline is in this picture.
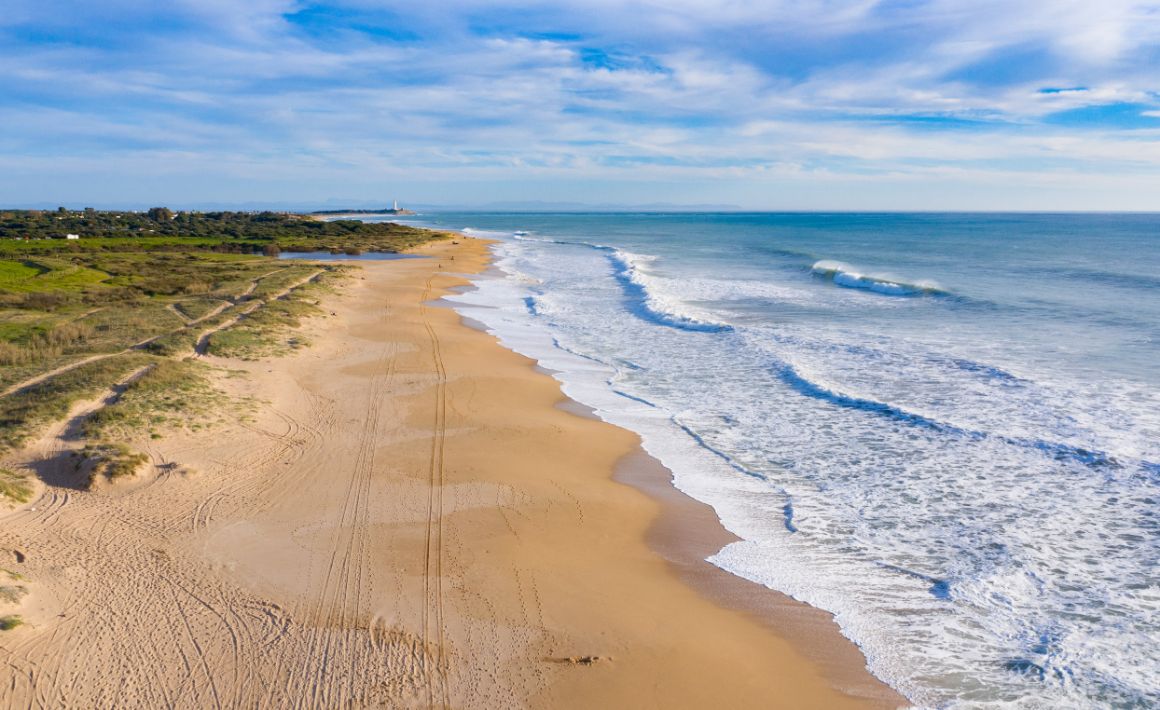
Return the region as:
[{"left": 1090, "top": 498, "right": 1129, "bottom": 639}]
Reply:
[
  {"left": 447, "top": 239, "right": 906, "bottom": 707},
  {"left": 0, "top": 235, "right": 904, "bottom": 707},
  {"left": 613, "top": 450, "right": 905, "bottom": 705},
  {"left": 448, "top": 252, "right": 904, "bottom": 704}
]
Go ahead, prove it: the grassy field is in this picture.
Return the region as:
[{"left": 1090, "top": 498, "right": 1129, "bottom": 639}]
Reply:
[{"left": 0, "top": 209, "right": 446, "bottom": 498}]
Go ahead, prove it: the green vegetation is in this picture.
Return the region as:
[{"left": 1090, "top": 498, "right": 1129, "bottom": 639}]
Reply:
[
  {"left": 0, "top": 258, "right": 110, "bottom": 292},
  {"left": 207, "top": 271, "right": 340, "bottom": 359},
  {"left": 77, "top": 443, "right": 150, "bottom": 484},
  {"left": 0, "top": 208, "right": 444, "bottom": 494},
  {"left": 0, "top": 468, "right": 33, "bottom": 504},
  {"left": 0, "top": 584, "right": 27, "bottom": 604},
  {"left": 0, "top": 210, "right": 441, "bottom": 387},
  {"left": 0, "top": 209, "right": 448, "bottom": 255},
  {"left": 0, "top": 320, "right": 94, "bottom": 366},
  {"left": 84, "top": 360, "right": 243, "bottom": 440},
  {"left": 0, "top": 615, "right": 22, "bottom": 631},
  {"left": 0, "top": 353, "right": 153, "bottom": 452},
  {"left": 173, "top": 297, "right": 227, "bottom": 321}
]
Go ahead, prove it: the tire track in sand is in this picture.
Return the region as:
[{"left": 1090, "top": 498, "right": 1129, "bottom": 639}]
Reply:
[
  {"left": 419, "top": 275, "right": 451, "bottom": 710},
  {"left": 282, "top": 339, "right": 397, "bottom": 709}
]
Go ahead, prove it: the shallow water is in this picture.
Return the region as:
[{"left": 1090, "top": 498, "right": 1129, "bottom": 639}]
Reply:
[
  {"left": 408, "top": 212, "right": 1158, "bottom": 709},
  {"left": 277, "top": 250, "right": 423, "bottom": 261}
]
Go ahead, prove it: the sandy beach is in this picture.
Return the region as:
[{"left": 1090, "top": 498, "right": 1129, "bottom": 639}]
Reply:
[{"left": 0, "top": 237, "right": 904, "bottom": 708}]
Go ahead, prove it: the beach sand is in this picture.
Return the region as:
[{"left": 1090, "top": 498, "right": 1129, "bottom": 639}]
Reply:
[{"left": 0, "top": 237, "right": 905, "bottom": 708}]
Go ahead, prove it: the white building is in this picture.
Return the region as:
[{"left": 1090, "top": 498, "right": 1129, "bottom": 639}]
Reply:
[{"left": 65, "top": 234, "right": 80, "bottom": 240}]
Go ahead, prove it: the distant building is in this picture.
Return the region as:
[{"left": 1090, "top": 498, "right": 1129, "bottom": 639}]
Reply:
[
  {"left": 393, "top": 200, "right": 399, "bottom": 211},
  {"left": 65, "top": 233, "right": 80, "bottom": 240}
]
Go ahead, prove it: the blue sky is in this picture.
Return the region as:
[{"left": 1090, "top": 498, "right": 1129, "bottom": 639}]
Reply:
[{"left": 2, "top": 0, "right": 1160, "bottom": 209}]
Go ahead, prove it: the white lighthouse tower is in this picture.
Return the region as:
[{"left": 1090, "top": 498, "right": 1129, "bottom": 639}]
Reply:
[{"left": 392, "top": 199, "right": 399, "bottom": 211}]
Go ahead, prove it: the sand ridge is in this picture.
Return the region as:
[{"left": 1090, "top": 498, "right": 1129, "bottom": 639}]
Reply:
[{"left": 0, "top": 237, "right": 904, "bottom": 708}]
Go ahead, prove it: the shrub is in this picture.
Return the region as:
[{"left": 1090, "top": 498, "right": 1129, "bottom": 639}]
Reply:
[{"left": 77, "top": 443, "right": 149, "bottom": 485}]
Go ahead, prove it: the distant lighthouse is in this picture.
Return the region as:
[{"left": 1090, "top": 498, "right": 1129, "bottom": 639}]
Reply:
[{"left": 392, "top": 199, "right": 399, "bottom": 211}]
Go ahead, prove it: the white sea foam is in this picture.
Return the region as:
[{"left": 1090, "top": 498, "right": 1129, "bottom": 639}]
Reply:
[
  {"left": 444, "top": 230, "right": 1160, "bottom": 709},
  {"left": 812, "top": 260, "right": 948, "bottom": 297},
  {"left": 607, "top": 249, "right": 734, "bottom": 331}
]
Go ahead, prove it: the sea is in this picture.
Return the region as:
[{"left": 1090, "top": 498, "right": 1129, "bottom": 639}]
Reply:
[{"left": 384, "top": 212, "right": 1159, "bottom": 708}]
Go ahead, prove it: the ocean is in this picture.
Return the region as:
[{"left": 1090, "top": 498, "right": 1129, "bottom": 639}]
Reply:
[{"left": 390, "top": 212, "right": 1159, "bottom": 708}]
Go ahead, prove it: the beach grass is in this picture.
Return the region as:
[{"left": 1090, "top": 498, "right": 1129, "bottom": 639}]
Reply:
[
  {"left": 84, "top": 359, "right": 242, "bottom": 440},
  {"left": 77, "top": 442, "right": 150, "bottom": 484},
  {"left": 0, "top": 615, "right": 22, "bottom": 631},
  {"left": 206, "top": 271, "right": 335, "bottom": 359},
  {"left": 0, "top": 353, "right": 154, "bottom": 452},
  {"left": 173, "top": 297, "right": 227, "bottom": 321},
  {"left": 0, "top": 468, "right": 33, "bottom": 504}
]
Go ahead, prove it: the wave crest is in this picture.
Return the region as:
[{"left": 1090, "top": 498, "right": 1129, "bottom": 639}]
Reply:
[
  {"left": 774, "top": 361, "right": 1124, "bottom": 470},
  {"left": 608, "top": 250, "right": 733, "bottom": 332},
  {"left": 812, "top": 260, "right": 948, "bottom": 297}
]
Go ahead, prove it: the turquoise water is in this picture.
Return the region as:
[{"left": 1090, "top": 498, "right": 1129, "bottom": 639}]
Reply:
[{"left": 396, "top": 212, "right": 1159, "bottom": 708}]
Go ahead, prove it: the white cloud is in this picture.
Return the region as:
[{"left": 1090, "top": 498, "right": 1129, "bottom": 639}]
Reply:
[{"left": 1, "top": 0, "right": 1159, "bottom": 207}]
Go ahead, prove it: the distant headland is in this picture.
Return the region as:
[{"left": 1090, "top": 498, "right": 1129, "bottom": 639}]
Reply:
[{"left": 311, "top": 200, "right": 415, "bottom": 217}]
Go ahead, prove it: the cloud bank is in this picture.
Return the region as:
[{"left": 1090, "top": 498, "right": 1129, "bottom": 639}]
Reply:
[{"left": 2, "top": 0, "right": 1159, "bottom": 209}]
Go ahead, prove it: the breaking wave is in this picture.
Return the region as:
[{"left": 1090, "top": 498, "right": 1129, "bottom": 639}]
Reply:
[
  {"left": 607, "top": 250, "right": 733, "bottom": 332},
  {"left": 812, "top": 260, "right": 949, "bottom": 297}
]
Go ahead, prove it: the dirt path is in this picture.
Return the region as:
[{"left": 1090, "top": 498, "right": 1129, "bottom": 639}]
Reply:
[{"left": 193, "top": 270, "right": 322, "bottom": 356}]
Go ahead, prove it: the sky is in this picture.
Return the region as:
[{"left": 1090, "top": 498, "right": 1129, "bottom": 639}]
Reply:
[{"left": 2, "top": 0, "right": 1160, "bottom": 210}]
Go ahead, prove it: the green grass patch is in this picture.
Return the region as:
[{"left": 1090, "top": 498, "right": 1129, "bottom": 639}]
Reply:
[
  {"left": 0, "top": 353, "right": 153, "bottom": 452},
  {"left": 76, "top": 443, "right": 149, "bottom": 484},
  {"left": 0, "top": 260, "right": 44, "bottom": 287},
  {"left": 207, "top": 284, "right": 324, "bottom": 360},
  {"left": 174, "top": 297, "right": 227, "bottom": 321},
  {"left": 0, "top": 258, "right": 110, "bottom": 293},
  {"left": 0, "top": 468, "right": 33, "bottom": 504},
  {"left": 84, "top": 359, "right": 240, "bottom": 440},
  {"left": 0, "top": 615, "right": 22, "bottom": 631},
  {"left": 21, "top": 259, "right": 110, "bottom": 291}
]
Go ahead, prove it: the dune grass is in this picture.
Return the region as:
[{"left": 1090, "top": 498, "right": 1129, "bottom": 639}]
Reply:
[
  {"left": 173, "top": 297, "right": 227, "bottom": 321},
  {"left": 206, "top": 271, "right": 336, "bottom": 359},
  {"left": 84, "top": 359, "right": 242, "bottom": 440},
  {"left": 0, "top": 353, "right": 153, "bottom": 452},
  {"left": 77, "top": 443, "right": 150, "bottom": 485},
  {"left": 0, "top": 468, "right": 33, "bottom": 504},
  {"left": 0, "top": 615, "right": 22, "bottom": 631}
]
